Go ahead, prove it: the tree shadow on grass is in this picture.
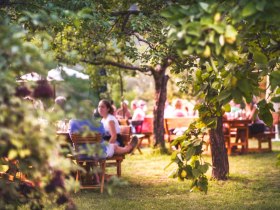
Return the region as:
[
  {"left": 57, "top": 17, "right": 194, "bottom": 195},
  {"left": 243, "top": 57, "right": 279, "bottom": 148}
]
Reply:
[{"left": 227, "top": 175, "right": 252, "bottom": 184}]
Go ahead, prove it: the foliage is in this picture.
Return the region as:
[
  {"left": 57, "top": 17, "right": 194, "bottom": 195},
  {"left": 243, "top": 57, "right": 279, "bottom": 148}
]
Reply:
[
  {"left": 40, "top": 0, "right": 191, "bottom": 151},
  {"left": 164, "top": 0, "right": 280, "bottom": 126},
  {"left": 162, "top": 0, "right": 280, "bottom": 188},
  {"left": 166, "top": 121, "right": 210, "bottom": 193},
  {"left": 0, "top": 14, "right": 76, "bottom": 210}
]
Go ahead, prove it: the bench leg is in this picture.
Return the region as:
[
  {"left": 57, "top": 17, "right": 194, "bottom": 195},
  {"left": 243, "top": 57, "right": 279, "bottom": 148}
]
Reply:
[
  {"left": 268, "top": 139, "right": 272, "bottom": 151},
  {"left": 227, "top": 142, "right": 232, "bottom": 155},
  {"left": 116, "top": 160, "right": 122, "bottom": 177},
  {"left": 258, "top": 139, "right": 262, "bottom": 150},
  {"left": 99, "top": 160, "right": 106, "bottom": 193}
]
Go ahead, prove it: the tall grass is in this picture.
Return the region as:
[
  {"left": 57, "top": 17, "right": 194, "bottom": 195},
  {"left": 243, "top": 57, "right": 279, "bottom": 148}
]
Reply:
[{"left": 73, "top": 142, "right": 280, "bottom": 210}]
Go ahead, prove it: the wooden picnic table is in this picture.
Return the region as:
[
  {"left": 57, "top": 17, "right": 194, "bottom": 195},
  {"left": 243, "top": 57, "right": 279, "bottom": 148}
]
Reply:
[{"left": 223, "top": 118, "right": 251, "bottom": 154}]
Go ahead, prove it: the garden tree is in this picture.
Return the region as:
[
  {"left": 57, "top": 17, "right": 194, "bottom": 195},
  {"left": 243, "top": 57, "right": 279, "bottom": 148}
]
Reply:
[
  {"left": 162, "top": 0, "right": 280, "bottom": 191},
  {"left": 5, "top": 0, "right": 193, "bottom": 153},
  {"left": 46, "top": 0, "right": 189, "bottom": 152}
]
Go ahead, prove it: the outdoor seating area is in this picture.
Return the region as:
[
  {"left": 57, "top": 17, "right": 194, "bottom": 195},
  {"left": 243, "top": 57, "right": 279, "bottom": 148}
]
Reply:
[{"left": 2, "top": 1, "right": 280, "bottom": 209}]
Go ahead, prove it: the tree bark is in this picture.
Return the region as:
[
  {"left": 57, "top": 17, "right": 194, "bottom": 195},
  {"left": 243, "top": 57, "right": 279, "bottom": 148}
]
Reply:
[
  {"left": 209, "top": 116, "right": 229, "bottom": 180},
  {"left": 152, "top": 67, "right": 169, "bottom": 153}
]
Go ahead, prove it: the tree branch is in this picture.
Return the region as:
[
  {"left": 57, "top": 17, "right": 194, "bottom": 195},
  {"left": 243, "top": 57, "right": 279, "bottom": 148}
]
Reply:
[
  {"left": 81, "top": 59, "right": 152, "bottom": 73},
  {"left": 132, "top": 32, "right": 157, "bottom": 50},
  {"left": 111, "top": 10, "right": 141, "bottom": 16}
]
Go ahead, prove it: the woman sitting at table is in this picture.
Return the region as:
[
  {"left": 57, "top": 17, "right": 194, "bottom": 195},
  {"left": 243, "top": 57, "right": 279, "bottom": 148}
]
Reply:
[
  {"left": 69, "top": 100, "right": 138, "bottom": 159},
  {"left": 98, "top": 99, "right": 133, "bottom": 147}
]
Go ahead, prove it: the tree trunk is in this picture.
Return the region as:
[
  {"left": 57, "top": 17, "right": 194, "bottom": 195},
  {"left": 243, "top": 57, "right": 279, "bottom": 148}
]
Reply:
[
  {"left": 209, "top": 116, "right": 229, "bottom": 180},
  {"left": 152, "top": 67, "right": 169, "bottom": 153}
]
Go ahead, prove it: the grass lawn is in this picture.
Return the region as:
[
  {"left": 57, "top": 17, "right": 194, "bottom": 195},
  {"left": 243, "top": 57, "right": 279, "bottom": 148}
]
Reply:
[{"left": 72, "top": 141, "right": 280, "bottom": 210}]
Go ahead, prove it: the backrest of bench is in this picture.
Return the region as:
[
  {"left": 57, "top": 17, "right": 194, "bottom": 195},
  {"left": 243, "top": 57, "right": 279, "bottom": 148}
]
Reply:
[
  {"left": 164, "top": 117, "right": 196, "bottom": 133},
  {"left": 70, "top": 133, "right": 102, "bottom": 145}
]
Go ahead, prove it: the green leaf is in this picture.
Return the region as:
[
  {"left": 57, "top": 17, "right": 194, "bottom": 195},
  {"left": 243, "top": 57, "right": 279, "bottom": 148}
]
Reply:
[
  {"left": 217, "top": 90, "right": 232, "bottom": 102},
  {"left": 192, "top": 168, "right": 201, "bottom": 178},
  {"left": 242, "top": 2, "right": 257, "bottom": 17},
  {"left": 211, "top": 81, "right": 220, "bottom": 89},
  {"left": 171, "top": 151, "right": 179, "bottom": 161},
  {"left": 237, "top": 79, "right": 251, "bottom": 95},
  {"left": 186, "top": 22, "right": 202, "bottom": 37},
  {"left": 161, "top": 10, "right": 174, "bottom": 18},
  {"left": 256, "top": 0, "right": 266, "bottom": 11},
  {"left": 185, "top": 147, "right": 195, "bottom": 160},
  {"left": 271, "top": 96, "right": 280, "bottom": 103},
  {"left": 253, "top": 52, "right": 268, "bottom": 64},
  {"left": 259, "top": 111, "right": 273, "bottom": 126},
  {"left": 209, "top": 24, "right": 225, "bottom": 34},
  {"left": 200, "top": 16, "right": 212, "bottom": 25},
  {"left": 232, "top": 89, "right": 243, "bottom": 103},
  {"left": 199, "top": 2, "right": 209, "bottom": 12},
  {"left": 198, "top": 163, "right": 209, "bottom": 173},
  {"left": 193, "top": 139, "right": 202, "bottom": 146},
  {"left": 269, "top": 71, "right": 280, "bottom": 90},
  {"left": 223, "top": 103, "right": 231, "bottom": 112},
  {"left": 258, "top": 100, "right": 274, "bottom": 126}
]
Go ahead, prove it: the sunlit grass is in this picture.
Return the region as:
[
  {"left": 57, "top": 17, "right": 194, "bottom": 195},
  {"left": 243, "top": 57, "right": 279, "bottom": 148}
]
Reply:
[{"left": 72, "top": 141, "right": 280, "bottom": 210}]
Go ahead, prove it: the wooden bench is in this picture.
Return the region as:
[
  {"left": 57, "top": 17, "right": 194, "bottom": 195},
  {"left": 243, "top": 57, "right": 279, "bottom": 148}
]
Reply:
[
  {"left": 164, "top": 117, "right": 197, "bottom": 142},
  {"left": 250, "top": 128, "right": 274, "bottom": 152},
  {"left": 70, "top": 133, "right": 106, "bottom": 193},
  {"left": 106, "top": 154, "right": 125, "bottom": 177}
]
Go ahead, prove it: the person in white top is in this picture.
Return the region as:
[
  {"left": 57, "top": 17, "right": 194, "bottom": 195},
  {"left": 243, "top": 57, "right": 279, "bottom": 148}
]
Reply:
[
  {"left": 98, "top": 99, "right": 131, "bottom": 148},
  {"left": 131, "top": 100, "right": 145, "bottom": 121}
]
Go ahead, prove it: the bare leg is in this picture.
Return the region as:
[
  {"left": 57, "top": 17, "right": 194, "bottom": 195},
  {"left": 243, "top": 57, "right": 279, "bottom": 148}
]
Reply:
[
  {"left": 113, "top": 144, "right": 132, "bottom": 155},
  {"left": 113, "top": 136, "right": 138, "bottom": 155}
]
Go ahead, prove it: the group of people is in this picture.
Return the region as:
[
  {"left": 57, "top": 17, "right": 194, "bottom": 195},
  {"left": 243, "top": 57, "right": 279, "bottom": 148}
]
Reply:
[
  {"left": 115, "top": 99, "right": 146, "bottom": 121},
  {"left": 164, "top": 99, "right": 197, "bottom": 118},
  {"left": 16, "top": 82, "right": 138, "bottom": 159}
]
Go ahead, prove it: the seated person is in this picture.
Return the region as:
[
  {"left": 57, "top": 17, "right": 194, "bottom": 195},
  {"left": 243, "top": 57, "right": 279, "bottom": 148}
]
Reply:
[
  {"left": 232, "top": 98, "right": 265, "bottom": 152},
  {"left": 131, "top": 100, "right": 145, "bottom": 121},
  {"left": 164, "top": 100, "right": 174, "bottom": 118},
  {"left": 245, "top": 101, "right": 266, "bottom": 136},
  {"left": 116, "top": 100, "right": 131, "bottom": 120},
  {"left": 69, "top": 100, "right": 138, "bottom": 159},
  {"left": 130, "top": 100, "right": 146, "bottom": 133},
  {"left": 172, "top": 99, "right": 188, "bottom": 117}
]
